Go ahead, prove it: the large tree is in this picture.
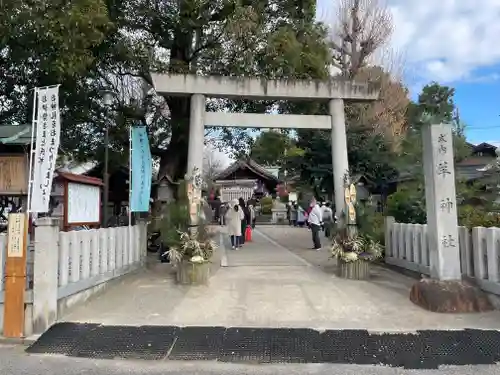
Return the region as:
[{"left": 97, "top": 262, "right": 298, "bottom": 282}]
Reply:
[
  {"left": 1, "top": 0, "right": 333, "bottom": 181},
  {"left": 0, "top": 0, "right": 111, "bottom": 125},
  {"left": 288, "top": 0, "right": 400, "bottom": 193},
  {"left": 328, "top": 0, "right": 408, "bottom": 143},
  {"left": 111, "top": 0, "right": 332, "bottom": 180}
]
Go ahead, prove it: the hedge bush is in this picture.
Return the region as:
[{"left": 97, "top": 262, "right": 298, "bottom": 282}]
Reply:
[{"left": 260, "top": 196, "right": 273, "bottom": 214}]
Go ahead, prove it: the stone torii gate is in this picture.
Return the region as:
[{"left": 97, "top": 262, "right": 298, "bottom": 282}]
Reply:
[{"left": 150, "top": 73, "right": 379, "bottom": 222}]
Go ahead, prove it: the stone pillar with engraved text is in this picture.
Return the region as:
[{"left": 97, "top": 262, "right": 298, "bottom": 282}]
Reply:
[{"left": 422, "top": 123, "right": 461, "bottom": 280}]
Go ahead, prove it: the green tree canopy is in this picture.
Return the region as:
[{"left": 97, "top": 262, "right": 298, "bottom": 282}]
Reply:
[
  {"left": 288, "top": 128, "right": 398, "bottom": 196},
  {"left": 1, "top": 0, "right": 334, "bottom": 180},
  {"left": 0, "top": 0, "right": 111, "bottom": 125},
  {"left": 249, "top": 131, "right": 294, "bottom": 166},
  {"left": 2, "top": 0, "right": 404, "bottom": 188},
  {"left": 403, "top": 82, "right": 470, "bottom": 166}
]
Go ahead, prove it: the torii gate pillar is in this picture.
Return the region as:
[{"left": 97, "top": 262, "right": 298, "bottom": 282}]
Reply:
[
  {"left": 329, "top": 98, "right": 349, "bottom": 223},
  {"left": 187, "top": 94, "right": 206, "bottom": 179}
]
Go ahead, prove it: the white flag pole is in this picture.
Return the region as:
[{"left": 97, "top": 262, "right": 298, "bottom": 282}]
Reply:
[
  {"left": 26, "top": 88, "right": 38, "bottom": 217},
  {"left": 128, "top": 124, "right": 133, "bottom": 259}
]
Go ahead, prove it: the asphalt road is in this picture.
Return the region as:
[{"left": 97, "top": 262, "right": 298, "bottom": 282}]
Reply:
[{"left": 1, "top": 344, "right": 499, "bottom": 375}]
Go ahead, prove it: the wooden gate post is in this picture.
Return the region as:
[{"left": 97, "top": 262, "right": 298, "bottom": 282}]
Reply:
[{"left": 3, "top": 213, "right": 28, "bottom": 338}]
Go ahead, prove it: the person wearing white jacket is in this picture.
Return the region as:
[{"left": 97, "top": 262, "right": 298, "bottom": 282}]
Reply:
[
  {"left": 225, "top": 200, "right": 244, "bottom": 249},
  {"left": 307, "top": 197, "right": 323, "bottom": 250}
]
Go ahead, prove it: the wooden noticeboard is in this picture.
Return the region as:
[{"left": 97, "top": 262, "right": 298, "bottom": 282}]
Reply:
[
  {"left": 3, "top": 212, "right": 28, "bottom": 338},
  {"left": 0, "top": 155, "right": 28, "bottom": 195},
  {"left": 55, "top": 172, "right": 103, "bottom": 231}
]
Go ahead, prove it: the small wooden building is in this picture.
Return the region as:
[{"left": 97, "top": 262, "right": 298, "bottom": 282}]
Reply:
[{"left": 0, "top": 124, "right": 32, "bottom": 230}]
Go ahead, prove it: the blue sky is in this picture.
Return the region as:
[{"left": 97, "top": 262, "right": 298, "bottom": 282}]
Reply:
[
  {"left": 213, "top": 0, "right": 500, "bottom": 165},
  {"left": 316, "top": 0, "right": 500, "bottom": 146},
  {"left": 453, "top": 78, "right": 499, "bottom": 145}
]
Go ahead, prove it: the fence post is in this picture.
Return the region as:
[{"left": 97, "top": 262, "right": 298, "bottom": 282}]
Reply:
[
  {"left": 384, "top": 216, "right": 395, "bottom": 258},
  {"left": 137, "top": 219, "right": 148, "bottom": 264},
  {"left": 32, "top": 217, "right": 60, "bottom": 334}
]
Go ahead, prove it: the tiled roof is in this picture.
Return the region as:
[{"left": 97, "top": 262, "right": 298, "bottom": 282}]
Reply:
[
  {"left": 0, "top": 124, "right": 32, "bottom": 145},
  {"left": 456, "top": 156, "right": 494, "bottom": 167},
  {"left": 214, "top": 158, "right": 280, "bottom": 182}
]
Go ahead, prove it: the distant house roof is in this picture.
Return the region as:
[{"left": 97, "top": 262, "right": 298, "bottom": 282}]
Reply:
[
  {"left": 392, "top": 141, "right": 498, "bottom": 184},
  {"left": 214, "top": 158, "right": 280, "bottom": 182},
  {"left": 473, "top": 142, "right": 497, "bottom": 153},
  {"left": 0, "top": 124, "right": 32, "bottom": 145}
]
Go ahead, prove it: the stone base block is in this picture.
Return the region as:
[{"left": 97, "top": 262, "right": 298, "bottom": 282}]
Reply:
[
  {"left": 409, "top": 278, "right": 493, "bottom": 313},
  {"left": 338, "top": 260, "right": 370, "bottom": 280},
  {"left": 176, "top": 261, "right": 210, "bottom": 285}
]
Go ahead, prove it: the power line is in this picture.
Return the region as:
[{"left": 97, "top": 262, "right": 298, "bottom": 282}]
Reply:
[{"left": 466, "top": 126, "right": 500, "bottom": 130}]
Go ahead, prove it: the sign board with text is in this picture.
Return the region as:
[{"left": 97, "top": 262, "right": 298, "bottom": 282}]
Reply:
[
  {"left": 66, "top": 182, "right": 100, "bottom": 224},
  {"left": 7, "top": 213, "right": 26, "bottom": 258},
  {"left": 30, "top": 86, "right": 61, "bottom": 213}
]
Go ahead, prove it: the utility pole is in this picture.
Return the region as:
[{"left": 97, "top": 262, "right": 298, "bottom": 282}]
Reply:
[{"left": 101, "top": 90, "right": 115, "bottom": 228}]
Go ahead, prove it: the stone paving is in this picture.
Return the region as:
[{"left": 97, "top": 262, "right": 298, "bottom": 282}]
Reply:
[
  {"left": 60, "top": 225, "right": 500, "bottom": 331},
  {"left": 255, "top": 225, "right": 334, "bottom": 269}
]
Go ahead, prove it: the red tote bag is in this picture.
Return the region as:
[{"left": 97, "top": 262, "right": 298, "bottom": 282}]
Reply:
[{"left": 245, "top": 225, "right": 252, "bottom": 242}]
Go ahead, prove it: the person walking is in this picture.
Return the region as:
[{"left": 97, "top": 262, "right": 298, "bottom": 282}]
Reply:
[
  {"left": 238, "top": 197, "right": 250, "bottom": 245},
  {"left": 307, "top": 197, "right": 323, "bottom": 250},
  {"left": 305, "top": 204, "right": 313, "bottom": 230},
  {"left": 297, "top": 205, "right": 306, "bottom": 227},
  {"left": 248, "top": 203, "right": 256, "bottom": 229},
  {"left": 290, "top": 203, "right": 298, "bottom": 226},
  {"left": 225, "top": 201, "right": 244, "bottom": 249},
  {"left": 220, "top": 203, "right": 227, "bottom": 226},
  {"left": 322, "top": 202, "right": 333, "bottom": 238}
]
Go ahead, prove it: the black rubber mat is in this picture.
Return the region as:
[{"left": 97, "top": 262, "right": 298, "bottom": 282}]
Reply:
[
  {"left": 26, "top": 323, "right": 500, "bottom": 369},
  {"left": 220, "top": 328, "right": 272, "bottom": 362},
  {"left": 269, "top": 328, "right": 319, "bottom": 363},
  {"left": 26, "top": 322, "right": 99, "bottom": 355},
  {"left": 71, "top": 325, "right": 178, "bottom": 360},
  {"left": 169, "top": 326, "right": 225, "bottom": 360},
  {"left": 315, "top": 329, "right": 372, "bottom": 364}
]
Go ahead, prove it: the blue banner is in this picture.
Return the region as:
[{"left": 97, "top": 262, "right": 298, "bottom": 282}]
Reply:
[{"left": 130, "top": 126, "right": 152, "bottom": 212}]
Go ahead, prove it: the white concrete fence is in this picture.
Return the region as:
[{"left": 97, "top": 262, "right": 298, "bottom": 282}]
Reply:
[
  {"left": 385, "top": 216, "right": 500, "bottom": 296},
  {"left": 0, "top": 217, "right": 147, "bottom": 336}
]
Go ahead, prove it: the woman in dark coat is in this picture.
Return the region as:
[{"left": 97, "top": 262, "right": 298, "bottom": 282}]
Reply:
[{"left": 238, "top": 197, "right": 250, "bottom": 245}]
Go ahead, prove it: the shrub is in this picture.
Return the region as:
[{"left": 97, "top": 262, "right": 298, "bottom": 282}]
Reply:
[
  {"left": 160, "top": 180, "right": 213, "bottom": 249},
  {"left": 386, "top": 183, "right": 426, "bottom": 224},
  {"left": 458, "top": 205, "right": 500, "bottom": 228},
  {"left": 260, "top": 196, "right": 273, "bottom": 214},
  {"left": 356, "top": 203, "right": 386, "bottom": 245}
]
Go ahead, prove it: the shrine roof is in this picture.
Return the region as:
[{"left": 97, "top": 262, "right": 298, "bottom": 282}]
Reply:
[{"left": 214, "top": 158, "right": 280, "bottom": 182}]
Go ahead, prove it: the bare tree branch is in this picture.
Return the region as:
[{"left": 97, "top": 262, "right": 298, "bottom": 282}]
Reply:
[
  {"left": 329, "top": 0, "right": 394, "bottom": 78},
  {"left": 203, "top": 145, "right": 227, "bottom": 185}
]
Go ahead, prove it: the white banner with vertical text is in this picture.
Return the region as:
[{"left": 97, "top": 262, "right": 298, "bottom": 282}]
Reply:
[{"left": 30, "top": 86, "right": 61, "bottom": 213}]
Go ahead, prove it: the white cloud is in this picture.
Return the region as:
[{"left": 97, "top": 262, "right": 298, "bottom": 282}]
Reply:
[{"left": 317, "top": 0, "right": 500, "bottom": 83}]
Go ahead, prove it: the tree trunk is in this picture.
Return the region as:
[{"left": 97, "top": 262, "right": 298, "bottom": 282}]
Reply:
[
  {"left": 157, "top": 11, "right": 194, "bottom": 182},
  {"left": 158, "top": 97, "right": 190, "bottom": 181}
]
